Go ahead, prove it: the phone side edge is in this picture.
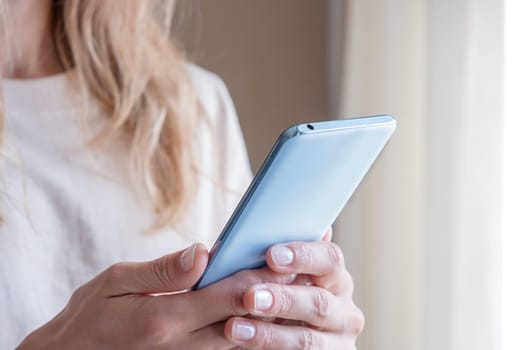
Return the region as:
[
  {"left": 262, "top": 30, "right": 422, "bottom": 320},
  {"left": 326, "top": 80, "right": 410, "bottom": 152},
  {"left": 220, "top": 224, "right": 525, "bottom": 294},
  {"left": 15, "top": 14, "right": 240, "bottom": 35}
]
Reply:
[{"left": 192, "top": 125, "right": 300, "bottom": 290}]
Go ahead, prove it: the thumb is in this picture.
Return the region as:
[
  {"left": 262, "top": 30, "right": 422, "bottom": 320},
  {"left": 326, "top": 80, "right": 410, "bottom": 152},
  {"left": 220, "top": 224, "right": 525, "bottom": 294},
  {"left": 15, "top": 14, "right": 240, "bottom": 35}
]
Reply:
[{"left": 100, "top": 243, "right": 209, "bottom": 296}]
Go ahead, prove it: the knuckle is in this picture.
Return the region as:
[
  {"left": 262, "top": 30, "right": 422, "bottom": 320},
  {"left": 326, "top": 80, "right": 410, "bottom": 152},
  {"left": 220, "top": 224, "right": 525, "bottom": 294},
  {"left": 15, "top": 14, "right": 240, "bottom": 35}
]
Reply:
[
  {"left": 327, "top": 243, "right": 345, "bottom": 268},
  {"left": 260, "top": 325, "right": 279, "bottom": 349},
  {"left": 313, "top": 289, "right": 330, "bottom": 321},
  {"left": 273, "top": 285, "right": 294, "bottom": 315},
  {"left": 70, "top": 284, "right": 88, "bottom": 302},
  {"left": 151, "top": 256, "right": 174, "bottom": 290},
  {"left": 104, "top": 262, "right": 130, "bottom": 285},
  {"left": 346, "top": 305, "right": 365, "bottom": 336},
  {"left": 136, "top": 314, "right": 158, "bottom": 337},
  {"left": 135, "top": 315, "right": 170, "bottom": 346},
  {"left": 299, "top": 329, "right": 320, "bottom": 350},
  {"left": 296, "top": 243, "right": 315, "bottom": 267}
]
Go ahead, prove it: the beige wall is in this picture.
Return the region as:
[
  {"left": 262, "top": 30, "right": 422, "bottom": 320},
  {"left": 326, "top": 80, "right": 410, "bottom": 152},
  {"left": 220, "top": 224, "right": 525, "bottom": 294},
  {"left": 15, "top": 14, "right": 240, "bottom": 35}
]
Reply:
[{"left": 178, "top": 0, "right": 328, "bottom": 169}]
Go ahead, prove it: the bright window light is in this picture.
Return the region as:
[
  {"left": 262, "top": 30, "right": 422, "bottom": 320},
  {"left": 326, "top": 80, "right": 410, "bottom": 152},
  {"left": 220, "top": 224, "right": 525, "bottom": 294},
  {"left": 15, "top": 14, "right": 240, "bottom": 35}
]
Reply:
[{"left": 502, "top": 0, "right": 525, "bottom": 349}]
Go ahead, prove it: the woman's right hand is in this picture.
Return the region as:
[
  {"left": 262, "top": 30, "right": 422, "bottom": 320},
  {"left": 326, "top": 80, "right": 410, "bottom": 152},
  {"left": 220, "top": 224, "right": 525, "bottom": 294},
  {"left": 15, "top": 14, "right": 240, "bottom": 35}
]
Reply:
[{"left": 18, "top": 243, "right": 294, "bottom": 349}]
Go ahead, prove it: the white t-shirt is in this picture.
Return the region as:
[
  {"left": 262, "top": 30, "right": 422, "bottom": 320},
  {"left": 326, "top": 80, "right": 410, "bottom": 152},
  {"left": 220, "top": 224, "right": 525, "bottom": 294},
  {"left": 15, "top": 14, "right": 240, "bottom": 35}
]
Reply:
[{"left": 0, "top": 65, "right": 252, "bottom": 348}]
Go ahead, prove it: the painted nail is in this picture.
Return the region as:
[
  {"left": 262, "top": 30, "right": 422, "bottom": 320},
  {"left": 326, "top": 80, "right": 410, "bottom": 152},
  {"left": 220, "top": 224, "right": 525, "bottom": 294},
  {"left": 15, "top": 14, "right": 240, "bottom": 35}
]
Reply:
[
  {"left": 271, "top": 245, "right": 294, "bottom": 266},
  {"left": 180, "top": 244, "right": 196, "bottom": 272},
  {"left": 254, "top": 288, "right": 273, "bottom": 311},
  {"left": 232, "top": 320, "right": 256, "bottom": 341}
]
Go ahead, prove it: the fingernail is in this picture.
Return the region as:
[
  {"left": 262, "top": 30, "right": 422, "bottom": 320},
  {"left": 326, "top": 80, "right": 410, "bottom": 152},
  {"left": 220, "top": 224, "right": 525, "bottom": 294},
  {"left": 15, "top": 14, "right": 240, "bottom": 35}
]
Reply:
[
  {"left": 180, "top": 244, "right": 196, "bottom": 272},
  {"left": 254, "top": 288, "right": 273, "bottom": 311},
  {"left": 232, "top": 320, "right": 256, "bottom": 341},
  {"left": 271, "top": 245, "right": 294, "bottom": 266}
]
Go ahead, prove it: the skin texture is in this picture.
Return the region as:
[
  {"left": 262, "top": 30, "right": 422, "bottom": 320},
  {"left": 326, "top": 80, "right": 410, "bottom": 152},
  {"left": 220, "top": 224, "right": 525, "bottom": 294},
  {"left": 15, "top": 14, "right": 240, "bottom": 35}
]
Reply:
[
  {"left": 19, "top": 236, "right": 364, "bottom": 349},
  {"left": 18, "top": 244, "right": 298, "bottom": 349},
  {"left": 4, "top": 0, "right": 63, "bottom": 78},
  {"left": 226, "top": 231, "right": 365, "bottom": 349},
  {"left": 6, "top": 1, "right": 364, "bottom": 348}
]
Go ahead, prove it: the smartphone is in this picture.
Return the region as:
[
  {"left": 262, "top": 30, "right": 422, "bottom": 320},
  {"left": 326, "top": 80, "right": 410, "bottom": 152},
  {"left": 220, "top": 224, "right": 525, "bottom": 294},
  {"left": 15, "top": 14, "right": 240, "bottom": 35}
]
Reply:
[{"left": 194, "top": 115, "right": 397, "bottom": 289}]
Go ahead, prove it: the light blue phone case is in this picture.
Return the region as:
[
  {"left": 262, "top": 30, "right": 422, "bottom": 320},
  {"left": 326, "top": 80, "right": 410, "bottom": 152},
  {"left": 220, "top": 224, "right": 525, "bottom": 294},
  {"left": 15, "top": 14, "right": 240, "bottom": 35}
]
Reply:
[{"left": 194, "top": 115, "right": 396, "bottom": 289}]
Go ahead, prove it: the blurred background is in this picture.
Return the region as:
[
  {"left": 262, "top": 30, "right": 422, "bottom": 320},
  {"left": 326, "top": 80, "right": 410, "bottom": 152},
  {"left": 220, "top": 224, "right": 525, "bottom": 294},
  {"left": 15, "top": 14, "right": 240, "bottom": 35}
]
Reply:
[{"left": 176, "top": 0, "right": 505, "bottom": 349}]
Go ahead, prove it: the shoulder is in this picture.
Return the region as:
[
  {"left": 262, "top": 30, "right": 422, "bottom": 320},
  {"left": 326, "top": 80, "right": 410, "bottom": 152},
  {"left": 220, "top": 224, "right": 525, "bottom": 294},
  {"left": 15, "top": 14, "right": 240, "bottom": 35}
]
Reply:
[
  {"left": 182, "top": 64, "right": 252, "bottom": 240},
  {"left": 186, "top": 62, "right": 227, "bottom": 93},
  {"left": 185, "top": 62, "right": 252, "bottom": 179},
  {"left": 186, "top": 63, "right": 234, "bottom": 123}
]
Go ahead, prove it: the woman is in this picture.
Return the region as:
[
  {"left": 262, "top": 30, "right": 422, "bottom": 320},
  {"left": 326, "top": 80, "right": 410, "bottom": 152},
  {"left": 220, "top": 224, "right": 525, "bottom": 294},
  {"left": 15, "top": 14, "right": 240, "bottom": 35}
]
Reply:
[{"left": 1, "top": 0, "right": 364, "bottom": 348}]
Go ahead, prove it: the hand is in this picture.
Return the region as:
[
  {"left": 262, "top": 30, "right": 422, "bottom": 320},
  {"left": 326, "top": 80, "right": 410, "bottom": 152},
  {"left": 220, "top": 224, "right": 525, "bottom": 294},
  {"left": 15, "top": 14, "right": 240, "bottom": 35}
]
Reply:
[
  {"left": 224, "top": 231, "right": 365, "bottom": 349},
  {"left": 18, "top": 243, "right": 295, "bottom": 350}
]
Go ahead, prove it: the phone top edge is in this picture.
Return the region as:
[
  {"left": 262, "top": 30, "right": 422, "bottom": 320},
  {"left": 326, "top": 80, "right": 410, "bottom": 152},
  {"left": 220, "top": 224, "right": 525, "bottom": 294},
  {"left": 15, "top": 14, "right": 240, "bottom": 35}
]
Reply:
[
  {"left": 296, "top": 115, "right": 397, "bottom": 134},
  {"left": 193, "top": 114, "right": 396, "bottom": 290},
  {"left": 280, "top": 124, "right": 300, "bottom": 140}
]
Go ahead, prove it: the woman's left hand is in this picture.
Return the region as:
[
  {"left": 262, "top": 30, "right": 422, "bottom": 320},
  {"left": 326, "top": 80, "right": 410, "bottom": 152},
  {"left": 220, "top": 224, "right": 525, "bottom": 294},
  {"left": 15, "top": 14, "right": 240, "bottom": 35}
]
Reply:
[{"left": 224, "top": 231, "right": 365, "bottom": 349}]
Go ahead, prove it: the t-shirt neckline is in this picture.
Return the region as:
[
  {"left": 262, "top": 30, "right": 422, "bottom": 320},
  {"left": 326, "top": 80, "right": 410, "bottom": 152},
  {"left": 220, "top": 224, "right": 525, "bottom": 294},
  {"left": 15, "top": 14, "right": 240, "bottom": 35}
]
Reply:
[{"left": 2, "top": 71, "right": 83, "bottom": 114}]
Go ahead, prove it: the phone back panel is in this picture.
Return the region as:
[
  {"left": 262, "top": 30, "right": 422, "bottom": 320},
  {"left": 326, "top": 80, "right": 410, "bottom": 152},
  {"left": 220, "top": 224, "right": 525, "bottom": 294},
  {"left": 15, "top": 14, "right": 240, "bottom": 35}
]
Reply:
[{"left": 195, "top": 115, "right": 396, "bottom": 289}]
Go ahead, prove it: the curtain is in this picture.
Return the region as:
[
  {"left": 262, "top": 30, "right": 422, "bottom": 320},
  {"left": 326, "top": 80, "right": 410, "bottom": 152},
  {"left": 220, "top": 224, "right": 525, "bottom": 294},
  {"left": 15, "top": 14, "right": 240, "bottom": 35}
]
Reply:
[{"left": 329, "top": 1, "right": 503, "bottom": 349}]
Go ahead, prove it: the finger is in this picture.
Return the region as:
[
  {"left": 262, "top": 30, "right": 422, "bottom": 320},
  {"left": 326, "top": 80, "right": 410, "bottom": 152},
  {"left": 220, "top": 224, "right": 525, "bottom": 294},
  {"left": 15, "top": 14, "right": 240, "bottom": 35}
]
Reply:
[
  {"left": 225, "top": 317, "right": 356, "bottom": 350},
  {"left": 99, "top": 243, "right": 209, "bottom": 296},
  {"left": 148, "top": 267, "right": 297, "bottom": 332},
  {"left": 266, "top": 241, "right": 352, "bottom": 295},
  {"left": 243, "top": 283, "right": 345, "bottom": 330}
]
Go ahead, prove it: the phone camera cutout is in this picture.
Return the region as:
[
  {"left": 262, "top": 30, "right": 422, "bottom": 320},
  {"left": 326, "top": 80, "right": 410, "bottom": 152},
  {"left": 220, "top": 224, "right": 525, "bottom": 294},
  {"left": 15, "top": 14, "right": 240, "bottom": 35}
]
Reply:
[{"left": 307, "top": 124, "right": 314, "bottom": 130}]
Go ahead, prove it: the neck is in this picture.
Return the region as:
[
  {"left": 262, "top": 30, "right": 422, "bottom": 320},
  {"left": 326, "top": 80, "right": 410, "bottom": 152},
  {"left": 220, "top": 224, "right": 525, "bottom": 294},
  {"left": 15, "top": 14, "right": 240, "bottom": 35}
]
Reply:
[{"left": 3, "top": 0, "right": 63, "bottom": 79}]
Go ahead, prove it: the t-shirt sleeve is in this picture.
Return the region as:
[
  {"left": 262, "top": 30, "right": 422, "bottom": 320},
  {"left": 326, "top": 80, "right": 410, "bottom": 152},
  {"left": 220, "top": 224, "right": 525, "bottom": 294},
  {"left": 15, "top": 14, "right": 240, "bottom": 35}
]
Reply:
[
  {"left": 211, "top": 75, "right": 253, "bottom": 197},
  {"left": 186, "top": 64, "right": 253, "bottom": 245}
]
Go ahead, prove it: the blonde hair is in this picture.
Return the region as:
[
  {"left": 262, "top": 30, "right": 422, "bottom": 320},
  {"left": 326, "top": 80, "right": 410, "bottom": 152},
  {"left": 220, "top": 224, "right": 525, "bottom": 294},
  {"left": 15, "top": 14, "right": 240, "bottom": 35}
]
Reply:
[{"left": 1, "top": 0, "right": 199, "bottom": 230}]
